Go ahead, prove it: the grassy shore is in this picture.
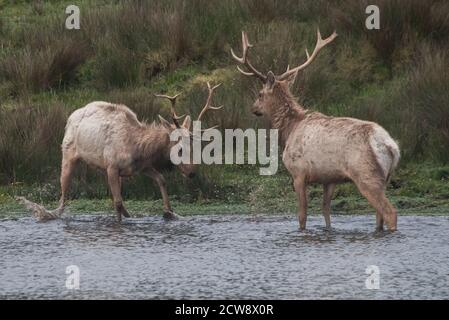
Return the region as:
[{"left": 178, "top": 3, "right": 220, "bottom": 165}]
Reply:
[{"left": 1, "top": 162, "right": 449, "bottom": 219}]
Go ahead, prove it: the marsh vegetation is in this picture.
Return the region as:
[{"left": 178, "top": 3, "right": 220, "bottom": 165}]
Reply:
[{"left": 1, "top": 0, "right": 449, "bottom": 215}]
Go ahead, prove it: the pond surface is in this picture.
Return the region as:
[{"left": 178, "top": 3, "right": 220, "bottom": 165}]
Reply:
[{"left": 0, "top": 214, "right": 448, "bottom": 299}]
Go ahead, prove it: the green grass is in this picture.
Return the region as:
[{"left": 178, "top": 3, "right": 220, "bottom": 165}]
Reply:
[{"left": 2, "top": 162, "right": 449, "bottom": 219}]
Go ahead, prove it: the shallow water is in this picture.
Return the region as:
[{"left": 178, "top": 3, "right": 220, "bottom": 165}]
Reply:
[{"left": 0, "top": 214, "right": 448, "bottom": 299}]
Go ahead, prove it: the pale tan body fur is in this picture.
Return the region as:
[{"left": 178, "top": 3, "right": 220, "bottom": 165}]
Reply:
[
  {"left": 59, "top": 101, "right": 193, "bottom": 221},
  {"left": 283, "top": 109, "right": 399, "bottom": 230}
]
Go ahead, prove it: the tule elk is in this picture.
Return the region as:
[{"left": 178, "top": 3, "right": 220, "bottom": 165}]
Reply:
[
  {"left": 18, "top": 82, "right": 223, "bottom": 222},
  {"left": 231, "top": 30, "right": 400, "bottom": 231}
]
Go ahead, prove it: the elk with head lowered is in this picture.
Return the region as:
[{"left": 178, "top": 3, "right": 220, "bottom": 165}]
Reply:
[
  {"left": 18, "top": 82, "right": 223, "bottom": 222},
  {"left": 231, "top": 30, "right": 400, "bottom": 231}
]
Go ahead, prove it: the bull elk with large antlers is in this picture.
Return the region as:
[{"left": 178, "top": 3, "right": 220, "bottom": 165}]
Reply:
[
  {"left": 231, "top": 30, "right": 400, "bottom": 231},
  {"left": 18, "top": 82, "right": 223, "bottom": 222}
]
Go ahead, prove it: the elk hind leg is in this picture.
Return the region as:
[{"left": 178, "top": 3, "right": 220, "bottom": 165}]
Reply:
[
  {"left": 355, "top": 180, "right": 397, "bottom": 231},
  {"left": 59, "top": 152, "right": 78, "bottom": 210},
  {"left": 322, "top": 183, "right": 336, "bottom": 229},
  {"left": 107, "top": 166, "right": 130, "bottom": 221}
]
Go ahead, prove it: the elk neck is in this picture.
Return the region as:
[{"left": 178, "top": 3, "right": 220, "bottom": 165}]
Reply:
[
  {"left": 269, "top": 84, "right": 307, "bottom": 149},
  {"left": 133, "top": 123, "right": 172, "bottom": 167}
]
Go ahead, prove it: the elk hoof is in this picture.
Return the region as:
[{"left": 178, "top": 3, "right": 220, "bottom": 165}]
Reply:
[
  {"left": 163, "top": 211, "right": 181, "bottom": 221},
  {"left": 116, "top": 203, "right": 130, "bottom": 218},
  {"left": 121, "top": 208, "right": 130, "bottom": 218}
]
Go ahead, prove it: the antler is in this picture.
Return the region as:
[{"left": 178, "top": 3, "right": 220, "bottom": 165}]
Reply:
[
  {"left": 196, "top": 82, "right": 223, "bottom": 131},
  {"left": 230, "top": 31, "right": 267, "bottom": 82},
  {"left": 197, "top": 82, "right": 223, "bottom": 121},
  {"left": 277, "top": 29, "right": 337, "bottom": 80},
  {"left": 154, "top": 93, "right": 185, "bottom": 128}
]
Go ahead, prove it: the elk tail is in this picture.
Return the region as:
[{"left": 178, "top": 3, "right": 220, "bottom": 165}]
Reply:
[{"left": 15, "top": 196, "right": 64, "bottom": 222}]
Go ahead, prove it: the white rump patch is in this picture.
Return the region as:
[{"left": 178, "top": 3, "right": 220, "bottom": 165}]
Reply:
[{"left": 369, "top": 126, "right": 400, "bottom": 179}]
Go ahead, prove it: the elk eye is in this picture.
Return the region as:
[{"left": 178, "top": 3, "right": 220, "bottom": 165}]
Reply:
[{"left": 258, "top": 93, "right": 263, "bottom": 99}]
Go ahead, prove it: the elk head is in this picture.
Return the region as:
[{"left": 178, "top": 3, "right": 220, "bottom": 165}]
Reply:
[
  {"left": 155, "top": 82, "right": 223, "bottom": 178},
  {"left": 231, "top": 29, "right": 337, "bottom": 118}
]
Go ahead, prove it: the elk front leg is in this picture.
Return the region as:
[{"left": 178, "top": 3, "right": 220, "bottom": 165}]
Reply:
[
  {"left": 376, "top": 211, "right": 384, "bottom": 231},
  {"left": 107, "top": 166, "right": 130, "bottom": 221},
  {"left": 293, "top": 177, "right": 308, "bottom": 230},
  {"left": 146, "top": 169, "right": 179, "bottom": 220},
  {"left": 322, "top": 183, "right": 336, "bottom": 229}
]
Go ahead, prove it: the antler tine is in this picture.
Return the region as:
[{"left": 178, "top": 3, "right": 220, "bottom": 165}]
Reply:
[
  {"left": 154, "top": 93, "right": 182, "bottom": 110},
  {"left": 236, "top": 66, "right": 255, "bottom": 77},
  {"left": 154, "top": 93, "right": 185, "bottom": 128},
  {"left": 277, "top": 28, "right": 337, "bottom": 80},
  {"left": 207, "top": 82, "right": 222, "bottom": 92},
  {"left": 230, "top": 31, "right": 250, "bottom": 64},
  {"left": 230, "top": 31, "right": 267, "bottom": 82},
  {"left": 201, "top": 125, "right": 219, "bottom": 132},
  {"left": 197, "top": 82, "right": 224, "bottom": 125},
  {"left": 191, "top": 125, "right": 221, "bottom": 140}
]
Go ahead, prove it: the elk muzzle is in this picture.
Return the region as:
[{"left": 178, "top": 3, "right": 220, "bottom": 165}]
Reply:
[{"left": 251, "top": 106, "right": 263, "bottom": 116}]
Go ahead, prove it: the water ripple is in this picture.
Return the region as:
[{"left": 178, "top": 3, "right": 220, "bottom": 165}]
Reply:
[{"left": 0, "top": 214, "right": 448, "bottom": 299}]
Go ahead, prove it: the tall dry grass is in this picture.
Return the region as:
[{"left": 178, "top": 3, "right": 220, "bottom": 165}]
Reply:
[{"left": 0, "top": 103, "right": 66, "bottom": 184}]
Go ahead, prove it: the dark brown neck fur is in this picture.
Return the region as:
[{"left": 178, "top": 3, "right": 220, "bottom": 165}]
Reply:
[
  {"left": 269, "top": 83, "right": 307, "bottom": 149},
  {"left": 134, "top": 124, "right": 173, "bottom": 171}
]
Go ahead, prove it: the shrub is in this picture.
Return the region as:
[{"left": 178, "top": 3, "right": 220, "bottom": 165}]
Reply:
[{"left": 0, "top": 33, "right": 90, "bottom": 95}]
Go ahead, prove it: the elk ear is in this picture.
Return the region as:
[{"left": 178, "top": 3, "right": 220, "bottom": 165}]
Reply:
[
  {"left": 158, "top": 115, "right": 173, "bottom": 131},
  {"left": 266, "top": 71, "right": 276, "bottom": 91},
  {"left": 182, "top": 115, "right": 191, "bottom": 130}
]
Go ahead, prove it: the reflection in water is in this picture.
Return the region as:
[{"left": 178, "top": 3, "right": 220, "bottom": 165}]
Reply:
[{"left": 0, "top": 214, "right": 448, "bottom": 299}]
